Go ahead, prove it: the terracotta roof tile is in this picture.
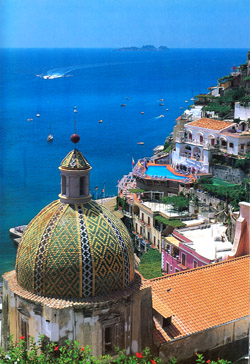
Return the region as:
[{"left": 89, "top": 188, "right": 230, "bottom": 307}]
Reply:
[
  {"left": 3, "top": 271, "right": 143, "bottom": 309},
  {"left": 146, "top": 256, "right": 250, "bottom": 343},
  {"left": 186, "top": 118, "right": 233, "bottom": 131}
]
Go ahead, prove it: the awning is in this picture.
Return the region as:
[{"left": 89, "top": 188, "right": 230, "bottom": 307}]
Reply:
[{"left": 165, "top": 236, "right": 180, "bottom": 247}]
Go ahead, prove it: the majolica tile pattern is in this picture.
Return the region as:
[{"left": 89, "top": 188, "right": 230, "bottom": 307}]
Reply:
[
  {"left": 16, "top": 200, "right": 134, "bottom": 298},
  {"left": 60, "top": 149, "right": 91, "bottom": 169}
]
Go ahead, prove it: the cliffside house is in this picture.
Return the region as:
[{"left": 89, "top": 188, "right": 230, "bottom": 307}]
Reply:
[{"left": 172, "top": 118, "right": 250, "bottom": 173}]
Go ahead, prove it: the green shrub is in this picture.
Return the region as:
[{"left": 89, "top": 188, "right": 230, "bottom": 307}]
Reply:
[
  {"left": 128, "top": 188, "right": 145, "bottom": 193},
  {"left": 0, "top": 336, "right": 232, "bottom": 364},
  {"left": 138, "top": 248, "right": 162, "bottom": 279},
  {"left": 116, "top": 196, "right": 126, "bottom": 210},
  {"left": 154, "top": 215, "right": 186, "bottom": 228},
  {"left": 161, "top": 195, "right": 189, "bottom": 212}
]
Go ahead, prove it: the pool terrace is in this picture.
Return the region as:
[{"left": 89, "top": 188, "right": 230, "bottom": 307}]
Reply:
[{"left": 133, "top": 160, "right": 195, "bottom": 183}]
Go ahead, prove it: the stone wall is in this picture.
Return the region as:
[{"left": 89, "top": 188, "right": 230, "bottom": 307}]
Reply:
[
  {"left": 180, "top": 186, "right": 224, "bottom": 210},
  {"left": 135, "top": 177, "right": 180, "bottom": 196},
  {"left": 158, "top": 317, "right": 249, "bottom": 364},
  {"left": 210, "top": 164, "right": 246, "bottom": 184}
]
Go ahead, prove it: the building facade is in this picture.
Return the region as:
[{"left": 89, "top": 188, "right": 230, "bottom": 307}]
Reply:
[{"left": 172, "top": 118, "right": 250, "bottom": 173}]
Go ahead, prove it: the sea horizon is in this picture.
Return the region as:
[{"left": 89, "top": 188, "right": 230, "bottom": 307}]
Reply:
[{"left": 0, "top": 47, "right": 249, "bottom": 49}]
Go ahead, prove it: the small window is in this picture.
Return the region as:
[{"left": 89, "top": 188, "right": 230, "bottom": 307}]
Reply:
[
  {"left": 181, "top": 253, "right": 186, "bottom": 266},
  {"left": 140, "top": 226, "right": 142, "bottom": 235},
  {"left": 193, "top": 260, "right": 198, "bottom": 268},
  {"left": 80, "top": 177, "right": 84, "bottom": 195},
  {"left": 200, "top": 135, "right": 203, "bottom": 143},
  {"left": 229, "top": 142, "right": 234, "bottom": 148},
  {"left": 148, "top": 216, "right": 150, "bottom": 225},
  {"left": 157, "top": 239, "right": 160, "bottom": 250},
  {"left": 170, "top": 265, "right": 172, "bottom": 271},
  {"left": 142, "top": 213, "right": 144, "bottom": 222},
  {"left": 20, "top": 318, "right": 28, "bottom": 342},
  {"left": 166, "top": 262, "right": 169, "bottom": 274},
  {"left": 104, "top": 326, "right": 112, "bottom": 354},
  {"left": 153, "top": 236, "right": 156, "bottom": 245},
  {"left": 163, "top": 317, "right": 171, "bottom": 328},
  {"left": 175, "top": 268, "right": 179, "bottom": 273},
  {"left": 136, "top": 223, "right": 138, "bottom": 233},
  {"left": 62, "top": 175, "right": 66, "bottom": 195},
  {"left": 147, "top": 232, "right": 150, "bottom": 241}
]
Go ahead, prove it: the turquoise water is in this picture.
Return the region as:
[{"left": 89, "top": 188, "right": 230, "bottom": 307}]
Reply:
[
  {"left": 145, "top": 166, "right": 188, "bottom": 180},
  {"left": 0, "top": 48, "right": 248, "bottom": 277}
]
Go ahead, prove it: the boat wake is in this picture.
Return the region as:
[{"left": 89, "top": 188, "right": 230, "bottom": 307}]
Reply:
[{"left": 36, "top": 61, "right": 135, "bottom": 80}]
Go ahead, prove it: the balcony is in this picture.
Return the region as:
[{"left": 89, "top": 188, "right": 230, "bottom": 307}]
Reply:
[
  {"left": 123, "top": 210, "right": 132, "bottom": 218},
  {"left": 185, "top": 139, "right": 204, "bottom": 147}
]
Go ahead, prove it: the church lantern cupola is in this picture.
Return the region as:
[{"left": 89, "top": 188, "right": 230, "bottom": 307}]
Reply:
[{"left": 59, "top": 133, "right": 92, "bottom": 204}]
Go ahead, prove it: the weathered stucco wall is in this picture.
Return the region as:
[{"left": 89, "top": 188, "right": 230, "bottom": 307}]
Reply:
[
  {"left": 158, "top": 317, "right": 249, "bottom": 364},
  {"left": 2, "top": 276, "right": 153, "bottom": 357}
]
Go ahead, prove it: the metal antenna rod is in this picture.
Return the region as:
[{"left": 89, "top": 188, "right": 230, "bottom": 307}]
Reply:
[{"left": 73, "top": 105, "right": 78, "bottom": 133}]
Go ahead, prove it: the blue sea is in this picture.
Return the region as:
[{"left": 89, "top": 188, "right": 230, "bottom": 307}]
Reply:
[{"left": 0, "top": 48, "right": 248, "bottom": 277}]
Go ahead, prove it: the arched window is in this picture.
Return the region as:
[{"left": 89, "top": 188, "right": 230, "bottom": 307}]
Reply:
[
  {"left": 62, "top": 175, "right": 66, "bottom": 195},
  {"left": 80, "top": 177, "right": 84, "bottom": 195}
]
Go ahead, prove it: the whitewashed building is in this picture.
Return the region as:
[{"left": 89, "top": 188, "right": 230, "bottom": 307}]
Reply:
[
  {"left": 234, "top": 102, "right": 250, "bottom": 121},
  {"left": 172, "top": 118, "right": 250, "bottom": 173}
]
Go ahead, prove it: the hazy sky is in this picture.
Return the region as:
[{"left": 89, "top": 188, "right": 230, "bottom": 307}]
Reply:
[{"left": 1, "top": 0, "right": 249, "bottom": 48}]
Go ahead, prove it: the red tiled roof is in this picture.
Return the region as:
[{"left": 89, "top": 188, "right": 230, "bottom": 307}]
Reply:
[
  {"left": 186, "top": 118, "right": 233, "bottom": 131},
  {"left": 145, "top": 255, "right": 250, "bottom": 343},
  {"left": 3, "top": 271, "right": 143, "bottom": 309}
]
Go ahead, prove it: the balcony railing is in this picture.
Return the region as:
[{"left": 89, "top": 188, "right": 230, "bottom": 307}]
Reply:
[{"left": 123, "top": 211, "right": 132, "bottom": 218}]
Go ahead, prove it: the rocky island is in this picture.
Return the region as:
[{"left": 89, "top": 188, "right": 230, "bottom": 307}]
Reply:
[{"left": 114, "top": 45, "right": 169, "bottom": 51}]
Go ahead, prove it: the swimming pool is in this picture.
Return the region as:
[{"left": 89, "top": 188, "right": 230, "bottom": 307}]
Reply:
[{"left": 145, "top": 166, "right": 189, "bottom": 180}]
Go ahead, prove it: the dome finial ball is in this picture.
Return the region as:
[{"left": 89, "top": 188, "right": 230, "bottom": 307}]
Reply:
[{"left": 71, "top": 133, "right": 80, "bottom": 144}]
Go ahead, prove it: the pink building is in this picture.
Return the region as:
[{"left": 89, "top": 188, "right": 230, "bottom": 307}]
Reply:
[{"left": 162, "top": 225, "right": 233, "bottom": 273}]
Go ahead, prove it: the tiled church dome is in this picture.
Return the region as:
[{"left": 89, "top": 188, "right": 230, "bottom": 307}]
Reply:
[
  {"left": 16, "top": 199, "right": 134, "bottom": 299},
  {"left": 15, "top": 140, "right": 135, "bottom": 299}
]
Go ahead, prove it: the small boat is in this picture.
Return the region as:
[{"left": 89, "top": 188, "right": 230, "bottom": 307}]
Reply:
[
  {"left": 9, "top": 225, "right": 27, "bottom": 239},
  {"left": 74, "top": 109, "right": 78, "bottom": 113},
  {"left": 191, "top": 97, "right": 195, "bottom": 101},
  {"left": 47, "top": 123, "right": 53, "bottom": 141},
  {"left": 121, "top": 104, "right": 126, "bottom": 107},
  {"left": 27, "top": 118, "right": 33, "bottom": 121},
  {"left": 47, "top": 134, "right": 53, "bottom": 142},
  {"left": 159, "top": 103, "right": 164, "bottom": 106},
  {"left": 36, "top": 113, "right": 40, "bottom": 117},
  {"left": 42, "top": 74, "right": 61, "bottom": 80},
  {"left": 185, "top": 100, "right": 189, "bottom": 103},
  {"left": 166, "top": 108, "right": 169, "bottom": 111},
  {"left": 137, "top": 142, "right": 144, "bottom": 145},
  {"left": 159, "top": 115, "right": 164, "bottom": 118},
  {"left": 99, "top": 120, "right": 103, "bottom": 123},
  {"left": 141, "top": 111, "right": 144, "bottom": 114},
  {"left": 126, "top": 97, "right": 130, "bottom": 100},
  {"left": 160, "top": 98, "right": 164, "bottom": 102}
]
